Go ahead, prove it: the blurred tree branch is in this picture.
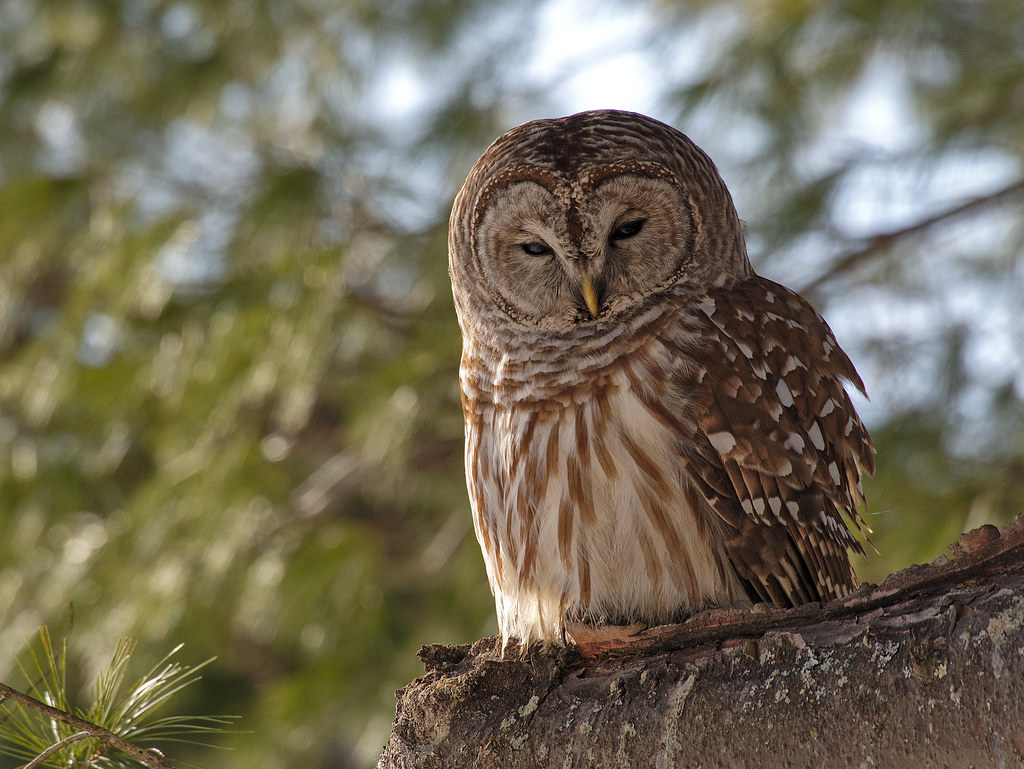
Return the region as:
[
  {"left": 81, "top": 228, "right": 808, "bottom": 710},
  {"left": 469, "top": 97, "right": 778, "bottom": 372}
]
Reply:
[{"left": 802, "top": 176, "right": 1024, "bottom": 294}]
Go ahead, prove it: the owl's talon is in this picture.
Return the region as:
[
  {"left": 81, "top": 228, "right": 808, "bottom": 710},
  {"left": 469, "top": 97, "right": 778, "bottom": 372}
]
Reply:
[{"left": 566, "top": 622, "right": 648, "bottom": 656}]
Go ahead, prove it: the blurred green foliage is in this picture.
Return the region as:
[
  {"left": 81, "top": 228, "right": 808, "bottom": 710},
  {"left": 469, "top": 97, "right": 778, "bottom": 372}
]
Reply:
[{"left": 0, "top": 0, "right": 1021, "bottom": 767}]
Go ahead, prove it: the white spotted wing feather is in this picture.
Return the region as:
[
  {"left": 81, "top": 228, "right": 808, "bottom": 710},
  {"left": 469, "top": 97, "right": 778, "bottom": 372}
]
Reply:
[{"left": 688, "top": 277, "right": 874, "bottom": 606}]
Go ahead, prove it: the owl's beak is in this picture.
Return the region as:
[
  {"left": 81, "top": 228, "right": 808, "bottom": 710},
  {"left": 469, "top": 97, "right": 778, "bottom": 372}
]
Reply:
[{"left": 581, "top": 275, "right": 599, "bottom": 318}]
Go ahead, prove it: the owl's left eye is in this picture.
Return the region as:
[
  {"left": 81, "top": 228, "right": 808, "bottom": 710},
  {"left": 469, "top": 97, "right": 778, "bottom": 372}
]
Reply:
[
  {"left": 520, "top": 242, "right": 553, "bottom": 256},
  {"left": 610, "top": 218, "right": 646, "bottom": 243}
]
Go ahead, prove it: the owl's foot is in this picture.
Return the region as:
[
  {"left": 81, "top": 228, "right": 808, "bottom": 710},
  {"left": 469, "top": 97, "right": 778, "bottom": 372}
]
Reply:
[{"left": 566, "top": 621, "right": 648, "bottom": 656}]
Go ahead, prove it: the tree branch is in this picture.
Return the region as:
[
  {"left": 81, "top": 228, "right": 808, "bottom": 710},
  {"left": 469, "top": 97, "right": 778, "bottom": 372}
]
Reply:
[
  {"left": 801, "top": 176, "right": 1024, "bottom": 294},
  {"left": 0, "top": 683, "right": 176, "bottom": 769},
  {"left": 380, "top": 515, "right": 1024, "bottom": 768},
  {"left": 24, "top": 731, "right": 91, "bottom": 769}
]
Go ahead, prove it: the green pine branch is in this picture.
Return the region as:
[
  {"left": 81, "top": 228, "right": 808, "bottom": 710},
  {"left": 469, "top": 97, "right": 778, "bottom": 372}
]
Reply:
[{"left": 0, "top": 628, "right": 236, "bottom": 769}]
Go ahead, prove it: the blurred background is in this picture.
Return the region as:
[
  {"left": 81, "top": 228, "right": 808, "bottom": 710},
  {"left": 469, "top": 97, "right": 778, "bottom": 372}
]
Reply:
[{"left": 0, "top": 0, "right": 1021, "bottom": 766}]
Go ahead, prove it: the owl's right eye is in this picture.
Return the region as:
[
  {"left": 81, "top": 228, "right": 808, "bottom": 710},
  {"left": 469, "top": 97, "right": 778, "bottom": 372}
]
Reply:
[
  {"left": 520, "top": 242, "right": 553, "bottom": 257},
  {"left": 610, "top": 218, "right": 646, "bottom": 243}
]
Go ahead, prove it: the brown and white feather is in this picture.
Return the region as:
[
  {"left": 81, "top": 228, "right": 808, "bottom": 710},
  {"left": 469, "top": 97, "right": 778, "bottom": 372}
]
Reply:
[{"left": 450, "top": 110, "right": 874, "bottom": 648}]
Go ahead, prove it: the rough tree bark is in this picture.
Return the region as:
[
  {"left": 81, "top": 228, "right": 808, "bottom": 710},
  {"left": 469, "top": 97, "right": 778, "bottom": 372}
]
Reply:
[{"left": 379, "top": 516, "right": 1024, "bottom": 768}]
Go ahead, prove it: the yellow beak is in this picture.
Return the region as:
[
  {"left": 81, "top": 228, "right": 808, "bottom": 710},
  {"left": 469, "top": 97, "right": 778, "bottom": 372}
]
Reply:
[{"left": 582, "top": 275, "right": 599, "bottom": 318}]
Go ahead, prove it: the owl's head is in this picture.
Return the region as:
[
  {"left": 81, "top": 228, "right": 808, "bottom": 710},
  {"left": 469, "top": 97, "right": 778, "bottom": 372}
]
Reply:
[{"left": 449, "top": 110, "right": 751, "bottom": 333}]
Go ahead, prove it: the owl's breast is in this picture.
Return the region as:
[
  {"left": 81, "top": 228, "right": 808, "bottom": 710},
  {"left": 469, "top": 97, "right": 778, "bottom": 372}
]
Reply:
[{"left": 462, "top": 348, "right": 749, "bottom": 646}]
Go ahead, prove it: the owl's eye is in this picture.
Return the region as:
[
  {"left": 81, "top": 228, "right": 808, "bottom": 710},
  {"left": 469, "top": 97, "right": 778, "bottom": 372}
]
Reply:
[
  {"left": 520, "top": 242, "right": 553, "bottom": 256},
  {"left": 610, "top": 218, "right": 646, "bottom": 243}
]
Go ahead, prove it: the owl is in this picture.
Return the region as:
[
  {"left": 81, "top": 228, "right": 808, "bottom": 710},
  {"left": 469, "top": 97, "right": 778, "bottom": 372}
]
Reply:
[{"left": 449, "top": 110, "right": 874, "bottom": 649}]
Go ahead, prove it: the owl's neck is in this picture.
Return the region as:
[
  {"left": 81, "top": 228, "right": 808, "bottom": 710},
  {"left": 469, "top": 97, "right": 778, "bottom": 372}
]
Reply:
[{"left": 461, "top": 298, "right": 704, "bottom": 407}]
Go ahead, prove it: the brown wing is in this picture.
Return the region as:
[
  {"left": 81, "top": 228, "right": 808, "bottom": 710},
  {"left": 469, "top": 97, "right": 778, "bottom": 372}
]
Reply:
[{"left": 682, "top": 276, "right": 875, "bottom": 607}]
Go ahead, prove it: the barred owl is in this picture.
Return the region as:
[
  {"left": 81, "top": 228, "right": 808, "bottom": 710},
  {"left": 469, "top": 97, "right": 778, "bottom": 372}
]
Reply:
[{"left": 449, "top": 110, "right": 874, "bottom": 649}]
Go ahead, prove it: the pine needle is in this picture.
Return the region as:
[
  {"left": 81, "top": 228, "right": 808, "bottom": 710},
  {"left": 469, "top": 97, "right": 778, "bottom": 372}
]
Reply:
[{"left": 0, "top": 628, "right": 237, "bottom": 769}]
